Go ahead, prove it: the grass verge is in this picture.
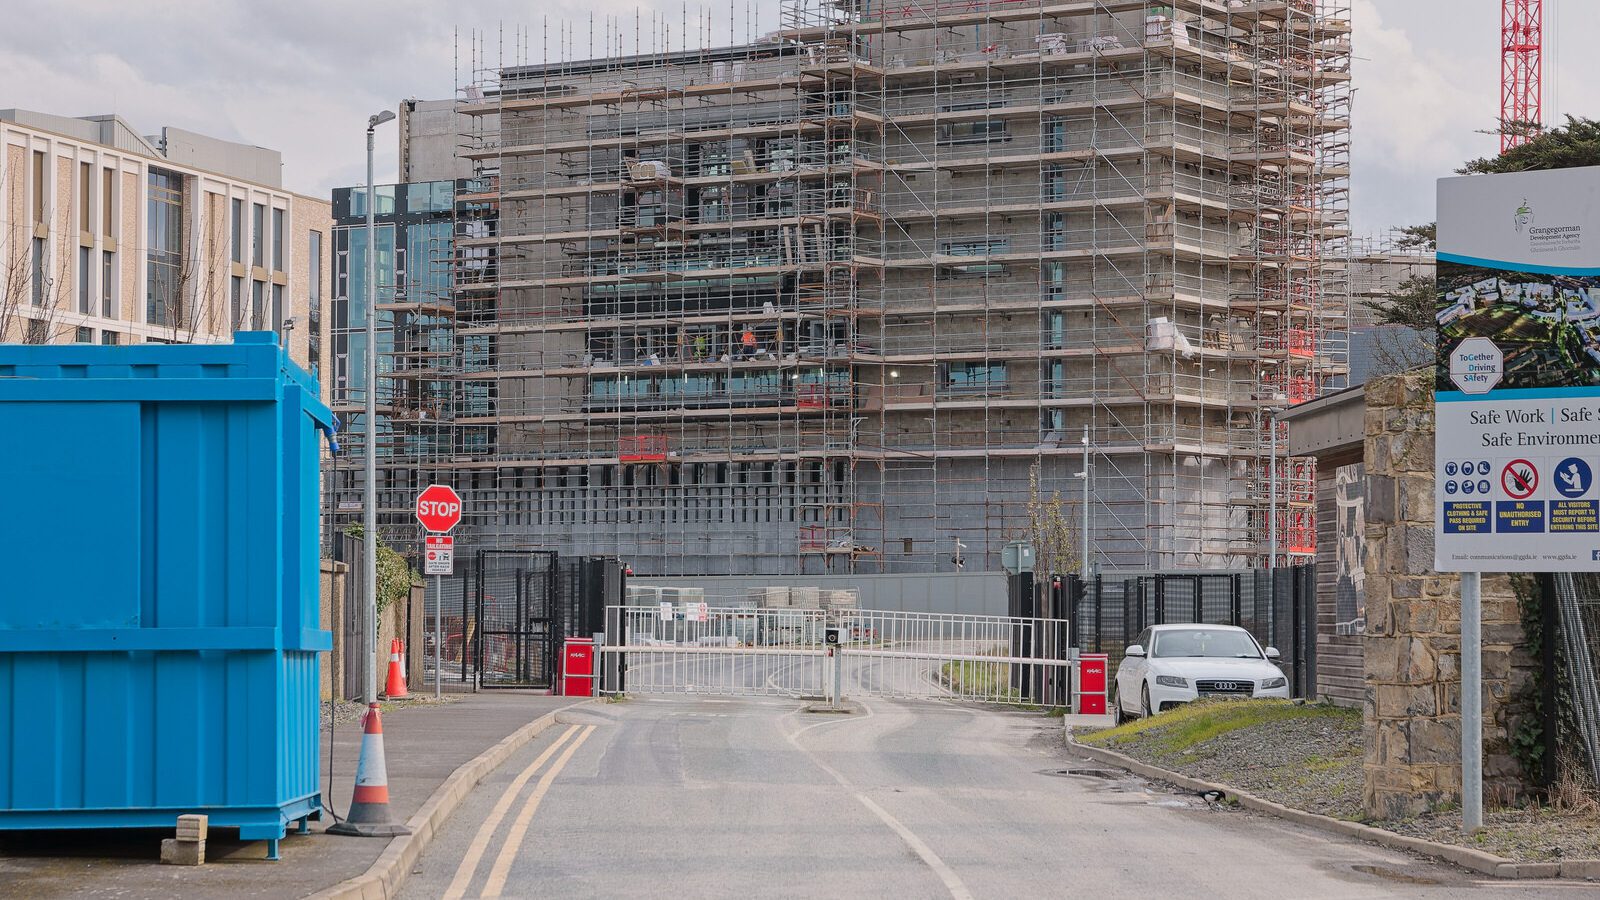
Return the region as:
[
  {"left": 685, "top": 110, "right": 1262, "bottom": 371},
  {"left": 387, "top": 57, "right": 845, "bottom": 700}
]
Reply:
[{"left": 1079, "top": 698, "right": 1356, "bottom": 756}]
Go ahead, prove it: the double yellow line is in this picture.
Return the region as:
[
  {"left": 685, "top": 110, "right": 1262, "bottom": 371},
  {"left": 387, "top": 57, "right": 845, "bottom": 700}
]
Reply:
[{"left": 441, "top": 723, "right": 595, "bottom": 900}]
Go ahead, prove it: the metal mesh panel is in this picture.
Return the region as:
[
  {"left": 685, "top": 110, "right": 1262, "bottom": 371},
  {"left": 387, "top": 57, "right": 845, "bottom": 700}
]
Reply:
[
  {"left": 423, "top": 564, "right": 473, "bottom": 687},
  {"left": 1071, "top": 567, "right": 1312, "bottom": 697},
  {"left": 1554, "top": 573, "right": 1600, "bottom": 785},
  {"left": 475, "top": 550, "right": 557, "bottom": 687}
]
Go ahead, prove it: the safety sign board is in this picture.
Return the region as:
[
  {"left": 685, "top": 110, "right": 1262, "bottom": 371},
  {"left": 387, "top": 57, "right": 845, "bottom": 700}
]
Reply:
[
  {"left": 424, "top": 534, "right": 454, "bottom": 576},
  {"left": 1435, "top": 167, "right": 1600, "bottom": 572}
]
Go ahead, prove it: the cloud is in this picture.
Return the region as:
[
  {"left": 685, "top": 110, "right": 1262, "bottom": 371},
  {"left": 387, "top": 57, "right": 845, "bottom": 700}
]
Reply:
[{"left": 2, "top": 0, "right": 1591, "bottom": 236}]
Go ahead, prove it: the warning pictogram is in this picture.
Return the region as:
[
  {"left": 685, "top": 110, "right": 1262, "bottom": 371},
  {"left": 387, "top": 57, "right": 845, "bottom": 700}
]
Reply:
[{"left": 1501, "top": 459, "right": 1539, "bottom": 500}]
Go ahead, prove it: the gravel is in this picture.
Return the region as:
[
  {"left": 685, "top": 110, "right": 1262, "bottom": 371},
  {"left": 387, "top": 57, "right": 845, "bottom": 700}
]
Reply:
[
  {"left": 1079, "top": 701, "right": 1600, "bottom": 862},
  {"left": 1086, "top": 702, "right": 1364, "bottom": 821},
  {"left": 1383, "top": 807, "right": 1600, "bottom": 862},
  {"left": 321, "top": 694, "right": 462, "bottom": 728}
]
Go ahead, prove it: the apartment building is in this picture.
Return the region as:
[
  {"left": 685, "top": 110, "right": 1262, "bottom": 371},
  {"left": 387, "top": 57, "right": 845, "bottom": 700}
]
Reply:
[
  {"left": 398, "top": 0, "right": 1352, "bottom": 576},
  {"left": 0, "top": 110, "right": 332, "bottom": 378}
]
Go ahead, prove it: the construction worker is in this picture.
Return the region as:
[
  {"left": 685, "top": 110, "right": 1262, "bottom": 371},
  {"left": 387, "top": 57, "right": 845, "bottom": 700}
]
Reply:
[
  {"left": 694, "top": 332, "right": 708, "bottom": 359},
  {"left": 740, "top": 327, "right": 757, "bottom": 359}
]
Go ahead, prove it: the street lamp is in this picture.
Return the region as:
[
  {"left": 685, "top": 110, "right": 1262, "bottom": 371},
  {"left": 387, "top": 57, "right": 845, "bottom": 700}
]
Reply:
[
  {"left": 1075, "top": 425, "right": 1091, "bottom": 576},
  {"left": 362, "top": 108, "right": 396, "bottom": 704},
  {"left": 1266, "top": 407, "right": 1282, "bottom": 573}
]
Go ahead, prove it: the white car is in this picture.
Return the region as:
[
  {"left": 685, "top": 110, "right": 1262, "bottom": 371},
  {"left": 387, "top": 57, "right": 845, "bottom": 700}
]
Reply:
[{"left": 1111, "top": 624, "right": 1289, "bottom": 722}]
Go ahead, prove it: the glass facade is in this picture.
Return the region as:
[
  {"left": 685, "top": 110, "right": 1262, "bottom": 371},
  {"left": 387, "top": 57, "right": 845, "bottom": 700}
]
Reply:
[
  {"left": 145, "top": 168, "right": 184, "bottom": 326},
  {"left": 308, "top": 230, "right": 323, "bottom": 377},
  {"left": 329, "top": 179, "right": 459, "bottom": 539}
]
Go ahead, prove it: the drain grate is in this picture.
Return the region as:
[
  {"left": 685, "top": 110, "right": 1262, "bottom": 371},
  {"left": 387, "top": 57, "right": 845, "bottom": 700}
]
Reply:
[
  {"left": 1351, "top": 865, "right": 1441, "bottom": 886},
  {"left": 1043, "top": 768, "right": 1122, "bottom": 779}
]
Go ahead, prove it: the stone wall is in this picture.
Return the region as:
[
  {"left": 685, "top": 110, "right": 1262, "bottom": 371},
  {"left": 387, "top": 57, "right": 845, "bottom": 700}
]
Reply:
[{"left": 1362, "top": 370, "right": 1537, "bottom": 819}]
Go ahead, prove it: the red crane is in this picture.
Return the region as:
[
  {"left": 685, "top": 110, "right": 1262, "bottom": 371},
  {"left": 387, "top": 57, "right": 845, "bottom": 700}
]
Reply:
[{"left": 1501, "top": 0, "right": 1543, "bottom": 151}]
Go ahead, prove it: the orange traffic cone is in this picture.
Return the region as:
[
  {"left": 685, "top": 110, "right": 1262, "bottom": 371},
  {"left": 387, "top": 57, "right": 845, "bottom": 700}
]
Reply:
[
  {"left": 327, "top": 703, "right": 411, "bottom": 837},
  {"left": 384, "top": 639, "right": 409, "bottom": 699}
]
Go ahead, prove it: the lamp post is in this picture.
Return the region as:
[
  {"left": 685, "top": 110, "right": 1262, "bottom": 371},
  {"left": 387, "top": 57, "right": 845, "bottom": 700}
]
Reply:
[
  {"left": 363, "top": 109, "right": 396, "bottom": 704},
  {"left": 1079, "top": 425, "right": 1091, "bottom": 577},
  {"left": 1267, "top": 409, "right": 1280, "bottom": 572}
]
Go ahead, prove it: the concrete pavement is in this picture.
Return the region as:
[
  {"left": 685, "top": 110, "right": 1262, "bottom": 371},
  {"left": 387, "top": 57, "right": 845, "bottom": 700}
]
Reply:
[
  {"left": 0, "top": 692, "right": 579, "bottom": 899},
  {"left": 399, "top": 695, "right": 1592, "bottom": 899}
]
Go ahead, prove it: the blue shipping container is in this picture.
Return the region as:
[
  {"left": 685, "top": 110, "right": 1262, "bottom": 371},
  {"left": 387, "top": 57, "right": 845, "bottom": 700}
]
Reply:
[{"left": 0, "top": 333, "right": 333, "bottom": 857}]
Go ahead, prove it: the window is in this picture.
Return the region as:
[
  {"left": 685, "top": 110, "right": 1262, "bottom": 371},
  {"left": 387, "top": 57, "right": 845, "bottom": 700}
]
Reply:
[
  {"left": 308, "top": 231, "right": 323, "bottom": 370},
  {"left": 272, "top": 283, "right": 284, "bottom": 332},
  {"left": 1043, "top": 118, "right": 1066, "bottom": 153},
  {"left": 941, "top": 362, "right": 1008, "bottom": 393},
  {"left": 31, "top": 150, "right": 45, "bottom": 225},
  {"left": 942, "top": 238, "right": 1009, "bottom": 256},
  {"left": 75, "top": 326, "right": 94, "bottom": 343},
  {"left": 79, "top": 162, "right": 91, "bottom": 233},
  {"left": 231, "top": 198, "right": 244, "bottom": 263},
  {"left": 101, "top": 250, "right": 116, "bottom": 318},
  {"left": 1044, "top": 166, "right": 1066, "bottom": 202},
  {"left": 1044, "top": 213, "right": 1066, "bottom": 251},
  {"left": 251, "top": 280, "right": 264, "bottom": 330},
  {"left": 78, "top": 246, "right": 91, "bottom": 314},
  {"left": 31, "top": 238, "right": 45, "bottom": 306},
  {"left": 102, "top": 167, "right": 115, "bottom": 236},
  {"left": 230, "top": 277, "right": 243, "bottom": 330},
  {"left": 937, "top": 119, "right": 1009, "bottom": 147},
  {"left": 251, "top": 203, "right": 265, "bottom": 267},
  {"left": 271, "top": 208, "right": 284, "bottom": 270},
  {"left": 146, "top": 168, "right": 184, "bottom": 326},
  {"left": 100, "top": 330, "right": 119, "bottom": 345},
  {"left": 1044, "top": 311, "right": 1065, "bottom": 350}
]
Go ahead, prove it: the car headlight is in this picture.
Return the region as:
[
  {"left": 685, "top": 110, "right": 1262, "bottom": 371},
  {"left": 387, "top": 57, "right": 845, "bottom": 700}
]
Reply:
[
  {"left": 1155, "top": 675, "right": 1189, "bottom": 688},
  {"left": 1260, "top": 676, "right": 1287, "bottom": 689}
]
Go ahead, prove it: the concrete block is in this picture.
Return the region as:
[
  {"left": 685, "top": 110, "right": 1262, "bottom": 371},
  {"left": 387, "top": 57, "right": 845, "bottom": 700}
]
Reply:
[
  {"left": 1559, "top": 859, "right": 1600, "bottom": 879},
  {"left": 790, "top": 586, "right": 820, "bottom": 609},
  {"left": 752, "top": 587, "right": 789, "bottom": 608},
  {"left": 161, "top": 838, "right": 205, "bottom": 866},
  {"left": 176, "top": 813, "right": 208, "bottom": 842}
]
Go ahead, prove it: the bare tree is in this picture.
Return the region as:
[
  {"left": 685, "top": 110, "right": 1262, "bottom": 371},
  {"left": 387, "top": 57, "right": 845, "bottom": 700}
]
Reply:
[
  {"left": 0, "top": 230, "right": 72, "bottom": 344},
  {"left": 160, "top": 198, "right": 230, "bottom": 344},
  {"left": 1024, "top": 461, "right": 1082, "bottom": 578}
]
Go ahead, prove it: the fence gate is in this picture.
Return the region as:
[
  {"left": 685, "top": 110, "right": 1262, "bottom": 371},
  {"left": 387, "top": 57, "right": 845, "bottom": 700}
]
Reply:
[
  {"left": 475, "top": 549, "right": 558, "bottom": 688},
  {"left": 599, "top": 605, "right": 1071, "bottom": 707}
]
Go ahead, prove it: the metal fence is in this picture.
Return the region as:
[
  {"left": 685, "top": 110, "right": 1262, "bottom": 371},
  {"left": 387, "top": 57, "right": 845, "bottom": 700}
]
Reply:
[
  {"left": 599, "top": 603, "right": 1072, "bottom": 706},
  {"left": 1067, "top": 566, "right": 1316, "bottom": 697},
  {"left": 1553, "top": 573, "right": 1600, "bottom": 786},
  {"left": 423, "top": 551, "right": 623, "bottom": 690}
]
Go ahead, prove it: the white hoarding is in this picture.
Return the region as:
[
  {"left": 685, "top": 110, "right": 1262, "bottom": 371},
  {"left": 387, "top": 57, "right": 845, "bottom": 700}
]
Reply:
[{"left": 1435, "top": 167, "right": 1600, "bottom": 571}]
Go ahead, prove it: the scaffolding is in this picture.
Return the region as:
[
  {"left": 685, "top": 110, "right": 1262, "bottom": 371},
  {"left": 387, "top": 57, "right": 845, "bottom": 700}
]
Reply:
[{"left": 426, "top": 0, "right": 1351, "bottom": 575}]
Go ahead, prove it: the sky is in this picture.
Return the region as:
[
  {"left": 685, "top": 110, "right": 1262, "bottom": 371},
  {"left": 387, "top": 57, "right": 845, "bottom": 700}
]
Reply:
[{"left": 0, "top": 0, "right": 1591, "bottom": 239}]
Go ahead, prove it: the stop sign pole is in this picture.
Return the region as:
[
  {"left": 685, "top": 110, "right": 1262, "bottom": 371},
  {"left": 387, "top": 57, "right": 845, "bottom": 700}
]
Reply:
[{"left": 417, "top": 485, "right": 463, "bottom": 698}]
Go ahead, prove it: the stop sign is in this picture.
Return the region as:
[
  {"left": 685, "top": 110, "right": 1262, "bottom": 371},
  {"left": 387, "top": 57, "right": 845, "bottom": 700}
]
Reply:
[{"left": 415, "top": 484, "right": 463, "bottom": 533}]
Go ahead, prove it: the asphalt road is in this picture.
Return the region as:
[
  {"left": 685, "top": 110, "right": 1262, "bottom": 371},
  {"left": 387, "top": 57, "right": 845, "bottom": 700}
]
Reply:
[{"left": 398, "top": 695, "right": 1591, "bottom": 899}]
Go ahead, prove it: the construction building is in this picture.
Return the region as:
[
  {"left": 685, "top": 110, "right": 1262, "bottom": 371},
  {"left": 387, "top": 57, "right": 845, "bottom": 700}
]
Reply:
[
  {"left": 1348, "top": 235, "right": 1433, "bottom": 385},
  {"left": 398, "top": 0, "right": 1351, "bottom": 575}
]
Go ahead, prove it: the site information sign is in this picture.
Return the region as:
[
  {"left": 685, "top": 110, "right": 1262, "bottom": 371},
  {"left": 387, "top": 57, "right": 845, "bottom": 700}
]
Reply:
[
  {"left": 1436, "top": 167, "right": 1600, "bottom": 571},
  {"left": 424, "top": 535, "right": 453, "bottom": 576}
]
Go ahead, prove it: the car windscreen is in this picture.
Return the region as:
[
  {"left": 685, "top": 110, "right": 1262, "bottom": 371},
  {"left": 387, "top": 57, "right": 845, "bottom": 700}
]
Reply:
[{"left": 1151, "top": 629, "right": 1260, "bottom": 659}]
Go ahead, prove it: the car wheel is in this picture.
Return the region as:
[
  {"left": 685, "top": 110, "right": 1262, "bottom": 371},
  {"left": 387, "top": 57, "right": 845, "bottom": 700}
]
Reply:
[
  {"left": 1141, "top": 682, "right": 1153, "bottom": 718},
  {"left": 1110, "top": 688, "right": 1125, "bottom": 725}
]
